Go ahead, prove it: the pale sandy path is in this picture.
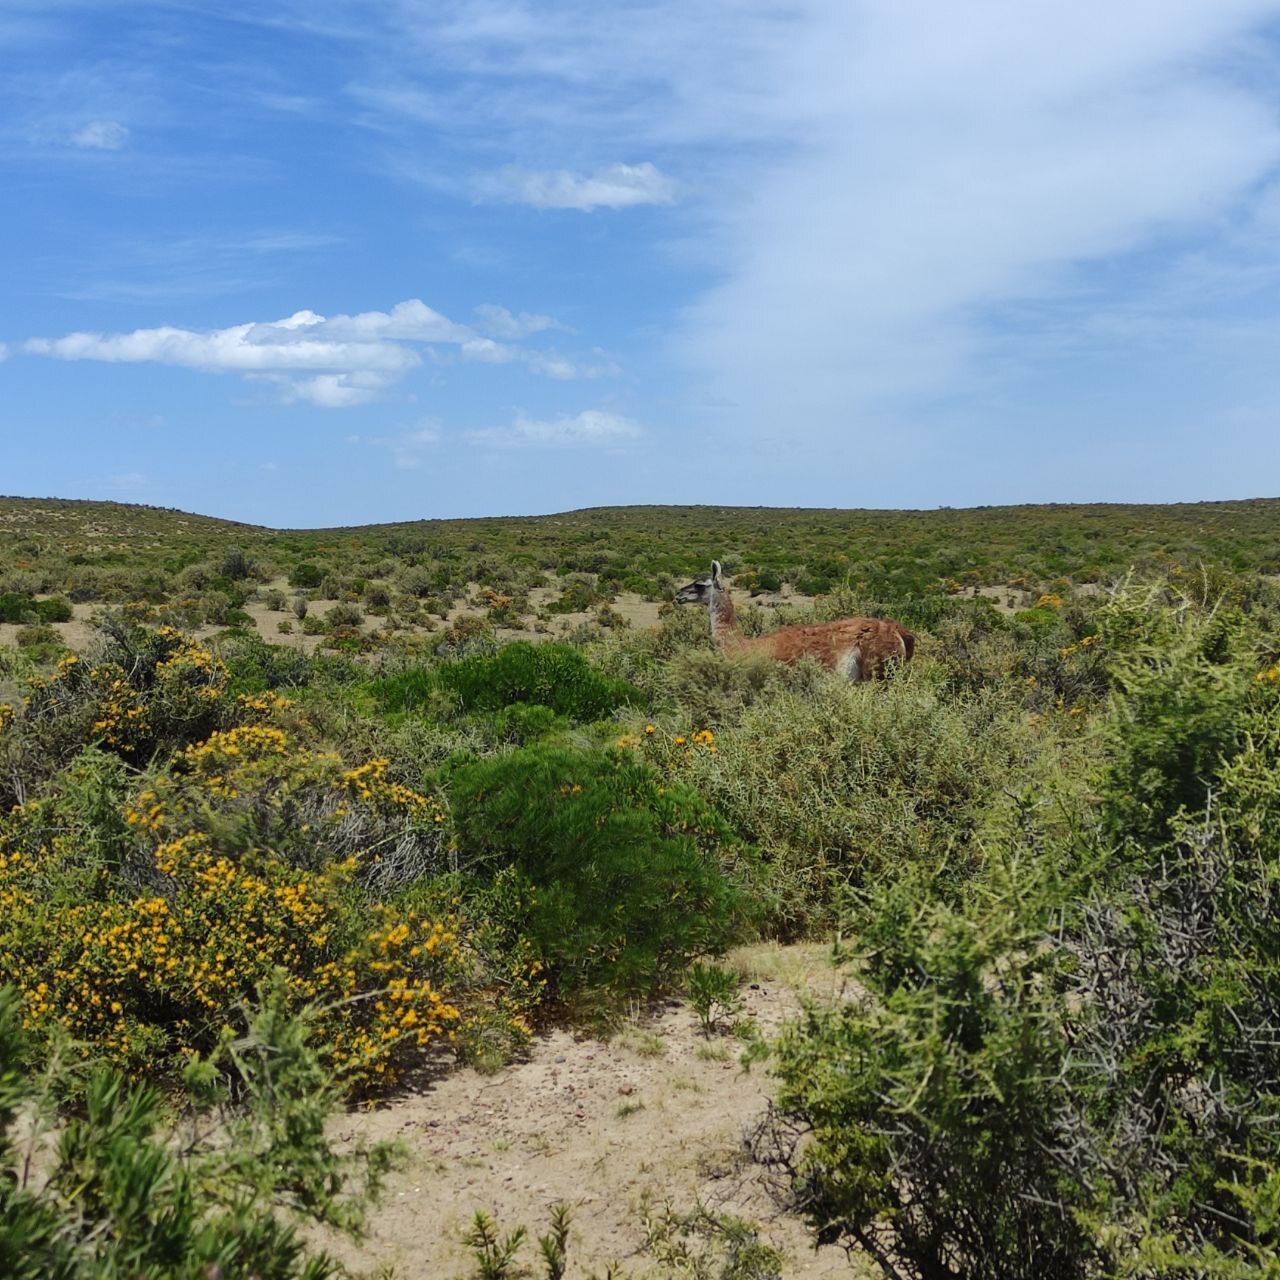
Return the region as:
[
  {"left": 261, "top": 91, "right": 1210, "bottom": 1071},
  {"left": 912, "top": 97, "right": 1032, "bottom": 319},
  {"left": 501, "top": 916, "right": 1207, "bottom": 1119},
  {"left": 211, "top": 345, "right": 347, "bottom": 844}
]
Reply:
[{"left": 326, "top": 967, "right": 866, "bottom": 1279}]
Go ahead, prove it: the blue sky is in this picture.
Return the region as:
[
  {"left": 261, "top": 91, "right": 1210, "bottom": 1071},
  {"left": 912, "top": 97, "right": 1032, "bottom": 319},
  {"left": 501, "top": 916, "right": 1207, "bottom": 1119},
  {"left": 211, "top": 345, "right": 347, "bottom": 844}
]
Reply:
[{"left": 4, "top": 0, "right": 1280, "bottom": 525}]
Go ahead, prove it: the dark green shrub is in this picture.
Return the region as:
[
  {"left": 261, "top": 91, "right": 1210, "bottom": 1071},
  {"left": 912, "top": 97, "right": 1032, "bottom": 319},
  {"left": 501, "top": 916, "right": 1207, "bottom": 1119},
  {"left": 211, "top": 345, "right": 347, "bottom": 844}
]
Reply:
[
  {"left": 686, "top": 962, "right": 743, "bottom": 1036},
  {"left": 14, "top": 624, "right": 63, "bottom": 655},
  {"left": 219, "top": 634, "right": 315, "bottom": 694},
  {"left": 548, "top": 578, "right": 603, "bottom": 614},
  {"left": 34, "top": 597, "right": 73, "bottom": 623},
  {"left": 490, "top": 703, "right": 566, "bottom": 744},
  {"left": 763, "top": 857, "right": 1095, "bottom": 1280},
  {"left": 760, "top": 599, "right": 1280, "bottom": 1280},
  {"left": 288, "top": 562, "right": 324, "bottom": 589},
  {"left": 374, "top": 642, "right": 640, "bottom": 723},
  {"left": 220, "top": 544, "right": 250, "bottom": 580},
  {"left": 448, "top": 744, "right": 758, "bottom": 998},
  {"left": 326, "top": 602, "right": 364, "bottom": 628},
  {"left": 0, "top": 593, "right": 34, "bottom": 624}
]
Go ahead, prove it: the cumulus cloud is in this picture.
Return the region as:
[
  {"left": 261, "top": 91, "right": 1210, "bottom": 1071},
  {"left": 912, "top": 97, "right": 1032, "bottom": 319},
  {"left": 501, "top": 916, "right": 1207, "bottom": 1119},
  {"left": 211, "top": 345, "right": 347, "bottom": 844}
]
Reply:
[
  {"left": 470, "top": 409, "right": 641, "bottom": 448},
  {"left": 472, "top": 162, "right": 675, "bottom": 210},
  {"left": 23, "top": 298, "right": 610, "bottom": 406},
  {"left": 69, "top": 120, "right": 127, "bottom": 149}
]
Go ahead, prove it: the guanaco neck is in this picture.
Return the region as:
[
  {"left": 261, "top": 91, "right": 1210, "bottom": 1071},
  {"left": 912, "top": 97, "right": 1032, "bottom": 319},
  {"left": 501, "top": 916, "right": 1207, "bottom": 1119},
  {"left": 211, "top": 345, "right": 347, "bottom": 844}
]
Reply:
[{"left": 709, "top": 580, "right": 738, "bottom": 647}]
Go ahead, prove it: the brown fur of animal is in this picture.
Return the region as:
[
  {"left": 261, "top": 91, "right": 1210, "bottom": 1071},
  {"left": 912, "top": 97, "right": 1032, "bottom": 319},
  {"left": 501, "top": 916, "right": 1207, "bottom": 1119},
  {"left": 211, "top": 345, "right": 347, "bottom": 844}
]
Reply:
[{"left": 674, "top": 560, "right": 914, "bottom": 681}]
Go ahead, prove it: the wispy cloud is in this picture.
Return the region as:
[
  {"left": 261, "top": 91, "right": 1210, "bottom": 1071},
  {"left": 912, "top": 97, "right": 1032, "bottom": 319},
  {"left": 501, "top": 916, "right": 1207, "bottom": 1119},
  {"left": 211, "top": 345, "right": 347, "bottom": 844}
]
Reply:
[
  {"left": 68, "top": 119, "right": 127, "bottom": 149},
  {"left": 46, "top": 229, "right": 342, "bottom": 304},
  {"left": 101, "top": 470, "right": 149, "bottom": 500},
  {"left": 349, "top": 424, "right": 442, "bottom": 469},
  {"left": 473, "top": 304, "right": 565, "bottom": 339},
  {"left": 339, "top": 0, "right": 1280, "bottom": 456},
  {"left": 471, "top": 162, "right": 675, "bottom": 210},
  {"left": 23, "top": 298, "right": 613, "bottom": 406},
  {"left": 469, "top": 409, "right": 641, "bottom": 448}
]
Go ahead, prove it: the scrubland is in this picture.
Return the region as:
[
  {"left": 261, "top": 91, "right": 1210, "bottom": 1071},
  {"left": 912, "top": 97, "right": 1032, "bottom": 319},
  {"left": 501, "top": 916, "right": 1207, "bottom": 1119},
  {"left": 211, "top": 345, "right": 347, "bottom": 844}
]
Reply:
[{"left": 1, "top": 496, "right": 1279, "bottom": 1279}]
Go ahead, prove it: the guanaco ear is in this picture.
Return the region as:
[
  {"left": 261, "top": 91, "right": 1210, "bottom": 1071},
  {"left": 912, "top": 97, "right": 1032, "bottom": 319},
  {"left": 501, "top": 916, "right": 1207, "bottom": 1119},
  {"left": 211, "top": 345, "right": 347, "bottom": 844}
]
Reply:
[{"left": 711, "top": 559, "right": 723, "bottom": 584}]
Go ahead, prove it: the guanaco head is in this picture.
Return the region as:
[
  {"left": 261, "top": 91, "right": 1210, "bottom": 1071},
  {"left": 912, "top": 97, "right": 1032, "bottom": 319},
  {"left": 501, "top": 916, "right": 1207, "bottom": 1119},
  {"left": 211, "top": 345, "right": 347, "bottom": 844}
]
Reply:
[{"left": 674, "top": 559, "right": 724, "bottom": 605}]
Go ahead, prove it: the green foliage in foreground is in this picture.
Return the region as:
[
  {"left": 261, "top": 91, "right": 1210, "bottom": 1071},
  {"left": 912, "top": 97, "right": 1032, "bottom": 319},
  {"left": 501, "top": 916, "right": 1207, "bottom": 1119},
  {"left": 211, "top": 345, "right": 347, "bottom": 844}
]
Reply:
[
  {"left": 685, "top": 962, "right": 744, "bottom": 1037},
  {"left": 449, "top": 743, "right": 759, "bottom": 1000},
  {"left": 0, "top": 981, "right": 396, "bottom": 1280},
  {"left": 759, "top": 595, "right": 1280, "bottom": 1279}
]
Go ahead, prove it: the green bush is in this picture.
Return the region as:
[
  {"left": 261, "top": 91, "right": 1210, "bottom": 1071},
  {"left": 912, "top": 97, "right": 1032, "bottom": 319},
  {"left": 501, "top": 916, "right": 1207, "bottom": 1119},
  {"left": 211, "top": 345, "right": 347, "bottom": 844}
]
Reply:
[
  {"left": 548, "top": 577, "right": 604, "bottom": 614},
  {"left": 686, "top": 962, "right": 743, "bottom": 1037},
  {"left": 0, "top": 982, "right": 395, "bottom": 1280},
  {"left": 675, "top": 668, "right": 1034, "bottom": 926},
  {"left": 34, "top": 597, "right": 73, "bottom": 623},
  {"left": 288, "top": 562, "right": 324, "bottom": 589},
  {"left": 764, "top": 854, "right": 1095, "bottom": 1280},
  {"left": 1097, "top": 591, "right": 1253, "bottom": 844},
  {"left": 326, "top": 601, "right": 364, "bottom": 628},
  {"left": 373, "top": 642, "right": 641, "bottom": 724},
  {"left": 448, "top": 744, "right": 758, "bottom": 999},
  {"left": 13, "top": 624, "right": 64, "bottom": 657},
  {"left": 0, "top": 593, "right": 34, "bottom": 624},
  {"left": 759, "top": 596, "right": 1280, "bottom": 1280},
  {"left": 220, "top": 544, "right": 250, "bottom": 580}
]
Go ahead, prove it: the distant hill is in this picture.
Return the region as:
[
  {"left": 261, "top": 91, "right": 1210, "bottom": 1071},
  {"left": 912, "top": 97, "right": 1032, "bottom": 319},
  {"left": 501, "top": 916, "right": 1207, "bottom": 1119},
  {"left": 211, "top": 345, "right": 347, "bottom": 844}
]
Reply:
[{"left": 2, "top": 495, "right": 1278, "bottom": 601}]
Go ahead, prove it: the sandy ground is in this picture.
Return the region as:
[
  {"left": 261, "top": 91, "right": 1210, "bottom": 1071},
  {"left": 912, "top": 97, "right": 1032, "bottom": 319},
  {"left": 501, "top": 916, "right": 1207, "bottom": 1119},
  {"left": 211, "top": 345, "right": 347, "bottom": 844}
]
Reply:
[
  {"left": 0, "top": 599, "right": 100, "bottom": 652},
  {"left": 324, "top": 945, "right": 869, "bottom": 1280}
]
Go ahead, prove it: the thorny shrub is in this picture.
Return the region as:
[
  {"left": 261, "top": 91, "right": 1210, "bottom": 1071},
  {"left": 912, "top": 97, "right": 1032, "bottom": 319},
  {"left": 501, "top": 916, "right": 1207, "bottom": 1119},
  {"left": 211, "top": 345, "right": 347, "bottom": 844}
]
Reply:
[
  {"left": 0, "top": 981, "right": 398, "bottom": 1279},
  {"left": 757, "top": 594, "right": 1280, "bottom": 1280}
]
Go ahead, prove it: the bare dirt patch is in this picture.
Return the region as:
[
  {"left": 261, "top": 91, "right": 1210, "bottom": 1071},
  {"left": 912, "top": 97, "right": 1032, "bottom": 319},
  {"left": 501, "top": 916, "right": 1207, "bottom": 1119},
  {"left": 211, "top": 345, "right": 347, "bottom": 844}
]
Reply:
[{"left": 326, "top": 955, "right": 866, "bottom": 1279}]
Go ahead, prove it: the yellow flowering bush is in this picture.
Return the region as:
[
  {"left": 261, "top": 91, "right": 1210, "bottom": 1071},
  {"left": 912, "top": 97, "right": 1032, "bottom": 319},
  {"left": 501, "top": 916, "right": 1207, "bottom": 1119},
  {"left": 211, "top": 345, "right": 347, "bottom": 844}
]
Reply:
[
  {"left": 125, "top": 726, "right": 451, "bottom": 884},
  {"left": 6, "top": 626, "right": 233, "bottom": 799},
  {"left": 0, "top": 829, "right": 461, "bottom": 1089}
]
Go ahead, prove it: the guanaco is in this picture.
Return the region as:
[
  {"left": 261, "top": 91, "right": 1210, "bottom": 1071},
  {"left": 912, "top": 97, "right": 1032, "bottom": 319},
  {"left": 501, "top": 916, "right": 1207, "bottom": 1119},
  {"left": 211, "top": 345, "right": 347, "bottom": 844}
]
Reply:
[{"left": 674, "top": 560, "right": 913, "bottom": 681}]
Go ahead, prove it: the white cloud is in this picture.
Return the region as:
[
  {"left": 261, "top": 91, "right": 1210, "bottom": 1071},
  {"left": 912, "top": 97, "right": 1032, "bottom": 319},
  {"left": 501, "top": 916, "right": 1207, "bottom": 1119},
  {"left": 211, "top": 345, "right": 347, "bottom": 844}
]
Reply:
[
  {"left": 256, "top": 370, "right": 397, "bottom": 408},
  {"left": 0, "top": 342, "right": 8, "bottom": 362},
  {"left": 344, "top": 0, "right": 1280, "bottom": 466},
  {"left": 470, "top": 409, "right": 641, "bottom": 448},
  {"left": 351, "top": 424, "right": 442, "bottom": 469},
  {"left": 525, "top": 348, "right": 619, "bottom": 380},
  {"left": 472, "top": 162, "right": 675, "bottom": 210},
  {"left": 69, "top": 119, "right": 127, "bottom": 149},
  {"left": 473, "top": 304, "right": 565, "bottom": 339},
  {"left": 24, "top": 298, "right": 613, "bottom": 406},
  {"left": 674, "top": 2, "right": 1280, "bottom": 431}
]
